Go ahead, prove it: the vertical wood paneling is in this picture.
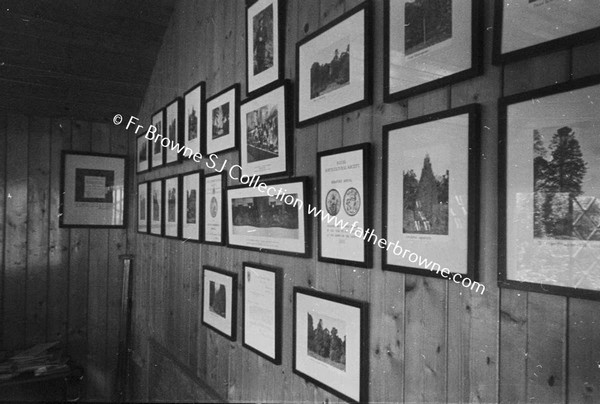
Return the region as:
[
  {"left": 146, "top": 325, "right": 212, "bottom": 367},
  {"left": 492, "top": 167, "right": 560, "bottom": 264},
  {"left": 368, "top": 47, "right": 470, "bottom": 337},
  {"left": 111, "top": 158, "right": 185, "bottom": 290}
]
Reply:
[{"left": 0, "top": 113, "right": 6, "bottom": 348}]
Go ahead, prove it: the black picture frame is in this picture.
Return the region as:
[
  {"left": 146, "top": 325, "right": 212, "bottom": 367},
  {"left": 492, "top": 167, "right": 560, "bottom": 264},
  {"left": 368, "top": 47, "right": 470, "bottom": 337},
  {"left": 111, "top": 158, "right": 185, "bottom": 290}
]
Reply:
[
  {"left": 137, "top": 181, "right": 150, "bottom": 234},
  {"left": 242, "top": 262, "right": 283, "bottom": 364},
  {"left": 151, "top": 108, "right": 166, "bottom": 169},
  {"left": 164, "top": 97, "right": 184, "bottom": 166},
  {"left": 317, "top": 143, "right": 372, "bottom": 268},
  {"left": 162, "top": 174, "right": 181, "bottom": 239},
  {"left": 293, "top": 287, "right": 369, "bottom": 404},
  {"left": 149, "top": 179, "right": 164, "bottom": 236},
  {"left": 205, "top": 83, "right": 241, "bottom": 155},
  {"left": 203, "top": 171, "right": 228, "bottom": 246},
  {"left": 181, "top": 170, "right": 203, "bottom": 242},
  {"left": 136, "top": 133, "right": 150, "bottom": 174},
  {"left": 184, "top": 81, "right": 206, "bottom": 158},
  {"left": 295, "top": 1, "right": 372, "bottom": 127},
  {"left": 201, "top": 266, "right": 238, "bottom": 341}
]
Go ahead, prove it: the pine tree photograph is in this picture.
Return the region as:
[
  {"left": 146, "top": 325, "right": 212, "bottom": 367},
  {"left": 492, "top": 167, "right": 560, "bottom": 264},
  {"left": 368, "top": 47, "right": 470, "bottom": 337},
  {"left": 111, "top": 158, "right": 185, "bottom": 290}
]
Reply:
[{"left": 306, "top": 312, "right": 347, "bottom": 372}]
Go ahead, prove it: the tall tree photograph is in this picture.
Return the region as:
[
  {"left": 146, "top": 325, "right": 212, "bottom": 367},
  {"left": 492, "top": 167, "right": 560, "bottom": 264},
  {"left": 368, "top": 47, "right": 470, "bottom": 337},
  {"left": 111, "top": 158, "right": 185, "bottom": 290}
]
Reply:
[{"left": 306, "top": 312, "right": 346, "bottom": 371}]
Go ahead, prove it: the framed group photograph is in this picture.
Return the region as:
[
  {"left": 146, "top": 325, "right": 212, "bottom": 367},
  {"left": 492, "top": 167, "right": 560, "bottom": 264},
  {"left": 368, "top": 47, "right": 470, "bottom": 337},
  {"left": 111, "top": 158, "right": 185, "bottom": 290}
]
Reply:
[
  {"left": 384, "top": 0, "right": 481, "bottom": 102},
  {"left": 296, "top": 2, "right": 371, "bottom": 127},
  {"left": 150, "top": 179, "right": 163, "bottom": 235},
  {"left": 493, "top": 0, "right": 600, "bottom": 65},
  {"left": 317, "top": 143, "right": 371, "bottom": 267},
  {"left": 136, "top": 134, "right": 150, "bottom": 173},
  {"left": 165, "top": 98, "right": 183, "bottom": 165},
  {"left": 206, "top": 84, "right": 240, "bottom": 155},
  {"left": 240, "top": 80, "right": 292, "bottom": 178},
  {"left": 293, "top": 287, "right": 369, "bottom": 404},
  {"left": 202, "top": 266, "right": 237, "bottom": 340},
  {"left": 184, "top": 82, "right": 206, "bottom": 157},
  {"left": 163, "top": 175, "right": 181, "bottom": 239},
  {"left": 60, "top": 151, "right": 127, "bottom": 228},
  {"left": 246, "top": 0, "right": 285, "bottom": 95},
  {"left": 242, "top": 262, "right": 283, "bottom": 364},
  {"left": 137, "top": 181, "right": 149, "bottom": 233},
  {"left": 499, "top": 75, "right": 600, "bottom": 301},
  {"left": 382, "top": 104, "right": 480, "bottom": 280},
  {"left": 204, "top": 171, "right": 227, "bottom": 245},
  {"left": 151, "top": 108, "right": 165, "bottom": 169},
  {"left": 182, "top": 170, "right": 203, "bottom": 242},
  {"left": 227, "top": 177, "right": 310, "bottom": 257}
]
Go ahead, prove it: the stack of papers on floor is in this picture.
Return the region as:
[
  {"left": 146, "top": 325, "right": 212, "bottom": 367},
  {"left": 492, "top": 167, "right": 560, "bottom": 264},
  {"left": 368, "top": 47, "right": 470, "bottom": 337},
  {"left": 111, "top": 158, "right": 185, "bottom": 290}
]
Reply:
[{"left": 0, "top": 341, "right": 69, "bottom": 381}]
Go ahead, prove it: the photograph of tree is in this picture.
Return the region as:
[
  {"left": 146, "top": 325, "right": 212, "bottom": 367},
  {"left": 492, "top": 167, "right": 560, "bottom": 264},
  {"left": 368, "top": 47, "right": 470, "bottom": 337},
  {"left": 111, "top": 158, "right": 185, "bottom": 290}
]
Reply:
[
  {"left": 139, "top": 140, "right": 147, "bottom": 163},
  {"left": 186, "top": 189, "right": 196, "bottom": 224},
  {"left": 152, "top": 190, "right": 160, "bottom": 221},
  {"left": 405, "top": 0, "right": 452, "bottom": 56},
  {"left": 232, "top": 195, "right": 299, "bottom": 238},
  {"left": 253, "top": 4, "right": 274, "bottom": 75},
  {"left": 167, "top": 187, "right": 177, "bottom": 223},
  {"left": 168, "top": 118, "right": 176, "bottom": 143},
  {"left": 310, "top": 38, "right": 351, "bottom": 99},
  {"left": 307, "top": 311, "right": 346, "bottom": 372},
  {"left": 209, "top": 281, "right": 227, "bottom": 318},
  {"left": 212, "top": 103, "right": 230, "bottom": 139},
  {"left": 154, "top": 121, "right": 162, "bottom": 154},
  {"left": 188, "top": 106, "right": 198, "bottom": 141},
  {"left": 246, "top": 104, "right": 279, "bottom": 163},
  {"left": 139, "top": 193, "right": 146, "bottom": 221}
]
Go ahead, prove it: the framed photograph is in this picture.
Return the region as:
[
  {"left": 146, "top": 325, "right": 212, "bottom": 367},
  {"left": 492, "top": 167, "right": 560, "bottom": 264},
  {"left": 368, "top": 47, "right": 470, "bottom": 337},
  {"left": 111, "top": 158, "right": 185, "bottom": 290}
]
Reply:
[
  {"left": 382, "top": 104, "right": 480, "bottom": 280},
  {"left": 182, "top": 170, "right": 203, "bottom": 242},
  {"left": 493, "top": 0, "right": 600, "bottom": 65},
  {"left": 165, "top": 98, "right": 183, "bottom": 165},
  {"left": 184, "top": 82, "right": 206, "bottom": 157},
  {"left": 240, "top": 80, "right": 292, "bottom": 178},
  {"left": 246, "top": 0, "right": 285, "bottom": 95},
  {"left": 136, "top": 134, "right": 150, "bottom": 173},
  {"left": 201, "top": 266, "right": 237, "bottom": 340},
  {"left": 296, "top": 2, "right": 371, "bottom": 127},
  {"left": 499, "top": 75, "right": 600, "bottom": 301},
  {"left": 227, "top": 177, "right": 310, "bottom": 257},
  {"left": 204, "top": 171, "right": 227, "bottom": 245},
  {"left": 151, "top": 108, "right": 165, "bottom": 169},
  {"left": 149, "top": 179, "right": 163, "bottom": 236},
  {"left": 206, "top": 84, "right": 240, "bottom": 155},
  {"left": 384, "top": 0, "right": 481, "bottom": 102},
  {"left": 137, "top": 181, "right": 149, "bottom": 233},
  {"left": 242, "top": 262, "right": 283, "bottom": 364},
  {"left": 59, "top": 151, "right": 127, "bottom": 228},
  {"left": 163, "top": 175, "right": 181, "bottom": 239},
  {"left": 293, "top": 287, "right": 369, "bottom": 404},
  {"left": 317, "top": 143, "right": 371, "bottom": 267}
]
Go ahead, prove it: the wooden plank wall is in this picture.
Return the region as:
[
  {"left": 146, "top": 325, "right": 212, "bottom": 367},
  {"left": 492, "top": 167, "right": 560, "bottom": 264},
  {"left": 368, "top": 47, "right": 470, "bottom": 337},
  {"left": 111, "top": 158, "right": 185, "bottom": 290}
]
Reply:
[
  {"left": 130, "top": 0, "right": 600, "bottom": 402},
  {"left": 0, "top": 112, "right": 131, "bottom": 401}
]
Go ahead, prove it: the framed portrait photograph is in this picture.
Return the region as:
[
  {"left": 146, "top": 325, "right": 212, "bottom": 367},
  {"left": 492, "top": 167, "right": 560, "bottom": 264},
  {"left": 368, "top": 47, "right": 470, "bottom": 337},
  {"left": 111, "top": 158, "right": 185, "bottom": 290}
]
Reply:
[
  {"left": 499, "top": 76, "right": 600, "bottom": 301},
  {"left": 182, "top": 170, "right": 203, "bottom": 242},
  {"left": 149, "top": 179, "right": 163, "bottom": 236},
  {"left": 204, "top": 171, "right": 227, "bottom": 245},
  {"left": 136, "top": 134, "right": 150, "bottom": 173},
  {"left": 246, "top": 0, "right": 285, "bottom": 95},
  {"left": 163, "top": 175, "right": 181, "bottom": 239},
  {"left": 317, "top": 143, "right": 371, "bottom": 267},
  {"left": 227, "top": 177, "right": 310, "bottom": 257},
  {"left": 382, "top": 104, "right": 480, "bottom": 280},
  {"left": 293, "top": 287, "right": 369, "bottom": 404},
  {"left": 384, "top": 0, "right": 481, "bottom": 102},
  {"left": 184, "top": 82, "right": 206, "bottom": 157},
  {"left": 60, "top": 151, "right": 127, "bottom": 228},
  {"left": 165, "top": 97, "right": 183, "bottom": 165},
  {"left": 240, "top": 80, "right": 292, "bottom": 178},
  {"left": 151, "top": 108, "right": 165, "bottom": 169},
  {"left": 206, "top": 83, "right": 240, "bottom": 155},
  {"left": 202, "top": 266, "right": 238, "bottom": 340},
  {"left": 493, "top": 0, "right": 600, "bottom": 65},
  {"left": 296, "top": 2, "right": 371, "bottom": 127},
  {"left": 137, "top": 181, "right": 149, "bottom": 233},
  {"left": 242, "top": 262, "right": 283, "bottom": 364}
]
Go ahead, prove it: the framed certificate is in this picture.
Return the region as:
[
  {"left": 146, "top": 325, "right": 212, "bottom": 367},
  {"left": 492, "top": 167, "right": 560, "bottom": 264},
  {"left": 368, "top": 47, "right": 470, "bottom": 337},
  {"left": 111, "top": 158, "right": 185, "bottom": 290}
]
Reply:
[{"left": 204, "top": 171, "right": 227, "bottom": 245}]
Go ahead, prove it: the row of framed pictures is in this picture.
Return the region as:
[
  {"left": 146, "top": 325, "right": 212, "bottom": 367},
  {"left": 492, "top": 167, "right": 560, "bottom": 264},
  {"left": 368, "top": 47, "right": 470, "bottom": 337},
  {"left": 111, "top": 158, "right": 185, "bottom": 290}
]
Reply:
[{"left": 201, "top": 264, "right": 368, "bottom": 403}]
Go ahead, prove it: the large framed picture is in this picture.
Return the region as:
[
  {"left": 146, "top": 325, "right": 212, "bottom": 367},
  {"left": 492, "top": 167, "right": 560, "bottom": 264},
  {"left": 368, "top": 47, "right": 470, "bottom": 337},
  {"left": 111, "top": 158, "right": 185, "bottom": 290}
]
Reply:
[
  {"left": 384, "top": 0, "right": 481, "bottom": 102},
  {"left": 227, "top": 177, "right": 310, "bottom": 257},
  {"left": 293, "top": 287, "right": 369, "bottom": 404},
  {"left": 165, "top": 98, "right": 183, "bottom": 165},
  {"left": 296, "top": 2, "right": 371, "bottom": 127},
  {"left": 499, "top": 75, "right": 600, "bottom": 301},
  {"left": 163, "top": 174, "right": 181, "bottom": 239},
  {"left": 493, "top": 0, "right": 600, "bottom": 65},
  {"left": 136, "top": 134, "right": 150, "bottom": 173},
  {"left": 240, "top": 80, "right": 292, "bottom": 178},
  {"left": 204, "top": 171, "right": 227, "bottom": 245},
  {"left": 242, "top": 262, "right": 283, "bottom": 364},
  {"left": 151, "top": 108, "right": 165, "bottom": 169},
  {"left": 206, "top": 84, "right": 240, "bottom": 155},
  {"left": 150, "top": 179, "right": 163, "bottom": 236},
  {"left": 60, "top": 151, "right": 127, "bottom": 228},
  {"left": 184, "top": 82, "right": 206, "bottom": 157},
  {"left": 202, "top": 266, "right": 238, "bottom": 340},
  {"left": 382, "top": 104, "right": 480, "bottom": 280},
  {"left": 182, "top": 170, "right": 203, "bottom": 242},
  {"left": 246, "top": 0, "right": 285, "bottom": 95},
  {"left": 317, "top": 143, "right": 371, "bottom": 267},
  {"left": 137, "top": 181, "right": 149, "bottom": 233}
]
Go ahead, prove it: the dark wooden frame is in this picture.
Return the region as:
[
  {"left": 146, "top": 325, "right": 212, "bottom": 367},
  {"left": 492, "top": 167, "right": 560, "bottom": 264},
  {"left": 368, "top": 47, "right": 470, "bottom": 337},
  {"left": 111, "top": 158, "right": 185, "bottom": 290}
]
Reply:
[
  {"left": 183, "top": 81, "right": 206, "bottom": 158},
  {"left": 242, "top": 262, "right": 283, "bottom": 364},
  {"left": 137, "top": 181, "right": 150, "bottom": 234},
  {"left": 292, "top": 287, "right": 369, "bottom": 404},
  {"left": 317, "top": 143, "right": 372, "bottom": 268},
  {"left": 149, "top": 178, "right": 164, "bottom": 237},
  {"left": 205, "top": 83, "right": 241, "bottom": 155},
  {"left": 383, "top": 0, "right": 482, "bottom": 102},
  {"left": 295, "top": 1, "right": 372, "bottom": 128},
  {"left": 181, "top": 170, "right": 204, "bottom": 243},
  {"left": 164, "top": 97, "right": 184, "bottom": 166},
  {"left": 136, "top": 133, "right": 151, "bottom": 174},
  {"left": 203, "top": 171, "right": 228, "bottom": 246},
  {"left": 151, "top": 107, "right": 166, "bottom": 169},
  {"left": 162, "top": 173, "right": 182, "bottom": 239},
  {"left": 201, "top": 266, "right": 238, "bottom": 341},
  {"left": 382, "top": 104, "right": 480, "bottom": 280}
]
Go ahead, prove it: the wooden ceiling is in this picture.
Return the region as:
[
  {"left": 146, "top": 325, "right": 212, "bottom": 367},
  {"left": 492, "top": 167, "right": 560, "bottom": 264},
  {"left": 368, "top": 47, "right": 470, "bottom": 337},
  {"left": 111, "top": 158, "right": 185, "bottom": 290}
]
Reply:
[{"left": 0, "top": 0, "right": 175, "bottom": 122}]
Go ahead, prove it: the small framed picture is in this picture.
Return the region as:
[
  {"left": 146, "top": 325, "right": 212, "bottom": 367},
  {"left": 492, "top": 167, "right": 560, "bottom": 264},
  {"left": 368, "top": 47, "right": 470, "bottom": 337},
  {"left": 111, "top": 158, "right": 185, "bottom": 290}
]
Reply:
[
  {"left": 182, "top": 170, "right": 203, "bottom": 242},
  {"left": 240, "top": 80, "right": 292, "bottom": 179},
  {"left": 499, "top": 76, "right": 600, "bottom": 301},
  {"left": 242, "top": 262, "right": 283, "bottom": 364},
  {"left": 296, "top": 2, "right": 371, "bottom": 127},
  {"left": 163, "top": 175, "right": 181, "bottom": 239},
  {"left": 184, "top": 82, "right": 206, "bottom": 157},
  {"left": 227, "top": 177, "right": 311, "bottom": 257},
  {"left": 246, "top": 0, "right": 286, "bottom": 95},
  {"left": 382, "top": 104, "right": 480, "bottom": 280},
  {"left": 151, "top": 108, "right": 165, "bottom": 169},
  {"left": 206, "top": 84, "right": 240, "bottom": 155},
  {"left": 136, "top": 134, "right": 150, "bottom": 173},
  {"left": 165, "top": 98, "right": 183, "bottom": 165},
  {"left": 202, "top": 266, "right": 238, "bottom": 340},
  {"left": 493, "top": 0, "right": 600, "bottom": 65},
  {"left": 317, "top": 143, "right": 371, "bottom": 267},
  {"left": 384, "top": 0, "right": 481, "bottom": 102},
  {"left": 204, "top": 171, "right": 227, "bottom": 245},
  {"left": 293, "top": 287, "right": 369, "bottom": 404},
  {"left": 137, "top": 181, "right": 149, "bottom": 233},
  {"left": 60, "top": 151, "right": 128, "bottom": 228},
  {"left": 150, "top": 179, "right": 163, "bottom": 236}
]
